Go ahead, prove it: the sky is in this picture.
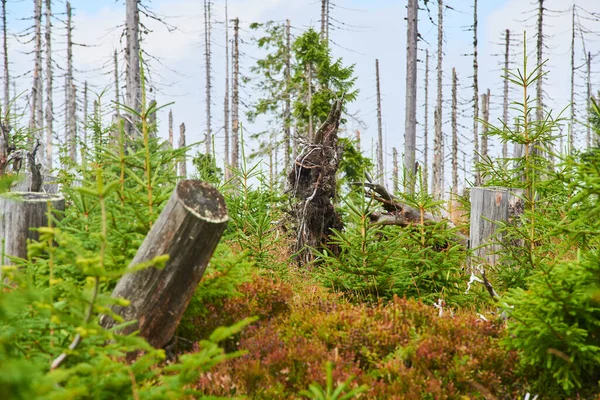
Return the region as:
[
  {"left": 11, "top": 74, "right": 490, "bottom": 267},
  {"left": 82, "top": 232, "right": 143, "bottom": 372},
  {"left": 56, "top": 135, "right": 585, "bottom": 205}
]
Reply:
[{"left": 4, "top": 0, "right": 600, "bottom": 192}]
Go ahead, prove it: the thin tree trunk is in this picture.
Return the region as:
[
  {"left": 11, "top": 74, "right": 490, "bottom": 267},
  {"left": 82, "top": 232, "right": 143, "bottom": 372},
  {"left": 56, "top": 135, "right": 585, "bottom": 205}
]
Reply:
[
  {"left": 586, "top": 51, "right": 591, "bottom": 148},
  {"left": 223, "top": 1, "right": 230, "bottom": 178},
  {"left": 392, "top": 147, "right": 398, "bottom": 194},
  {"left": 481, "top": 90, "right": 489, "bottom": 160},
  {"left": 502, "top": 29, "right": 510, "bottom": 159},
  {"left": 203, "top": 0, "right": 211, "bottom": 156},
  {"left": 44, "top": 0, "right": 52, "bottom": 168},
  {"left": 2, "top": 0, "right": 8, "bottom": 117},
  {"left": 307, "top": 63, "right": 313, "bottom": 141},
  {"left": 320, "top": 0, "right": 326, "bottom": 41},
  {"left": 284, "top": 19, "right": 291, "bottom": 172},
  {"left": 29, "top": 0, "right": 42, "bottom": 135},
  {"left": 404, "top": 0, "right": 418, "bottom": 194},
  {"left": 114, "top": 49, "right": 120, "bottom": 117},
  {"left": 231, "top": 17, "right": 239, "bottom": 171},
  {"left": 125, "top": 0, "right": 141, "bottom": 138},
  {"left": 168, "top": 109, "right": 173, "bottom": 148},
  {"left": 83, "top": 81, "right": 87, "bottom": 147},
  {"left": 432, "top": 0, "right": 443, "bottom": 199},
  {"left": 325, "top": 0, "right": 330, "bottom": 43},
  {"left": 569, "top": 4, "right": 575, "bottom": 155},
  {"left": 66, "top": 2, "right": 76, "bottom": 162},
  {"left": 423, "top": 49, "right": 429, "bottom": 194},
  {"left": 451, "top": 67, "right": 458, "bottom": 195},
  {"left": 473, "top": 0, "right": 480, "bottom": 185},
  {"left": 179, "top": 123, "right": 186, "bottom": 178},
  {"left": 375, "top": 59, "right": 384, "bottom": 185},
  {"left": 536, "top": 0, "right": 544, "bottom": 123}
]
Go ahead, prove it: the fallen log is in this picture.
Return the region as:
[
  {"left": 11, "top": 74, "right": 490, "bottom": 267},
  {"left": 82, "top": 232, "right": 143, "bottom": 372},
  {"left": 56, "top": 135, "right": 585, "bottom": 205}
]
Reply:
[
  {"left": 0, "top": 192, "right": 65, "bottom": 272},
  {"left": 100, "top": 180, "right": 228, "bottom": 349},
  {"left": 351, "top": 182, "right": 468, "bottom": 246}
]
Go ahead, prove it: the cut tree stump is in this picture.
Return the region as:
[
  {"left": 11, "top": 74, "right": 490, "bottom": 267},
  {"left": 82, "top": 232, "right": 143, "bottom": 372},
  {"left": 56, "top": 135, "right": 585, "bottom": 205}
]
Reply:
[
  {"left": 100, "top": 180, "right": 228, "bottom": 349},
  {"left": 469, "top": 186, "right": 524, "bottom": 267},
  {"left": 0, "top": 192, "right": 65, "bottom": 270}
]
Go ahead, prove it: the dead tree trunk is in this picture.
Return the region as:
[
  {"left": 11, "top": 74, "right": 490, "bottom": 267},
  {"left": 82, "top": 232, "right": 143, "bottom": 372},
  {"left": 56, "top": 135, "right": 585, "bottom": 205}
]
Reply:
[
  {"left": 502, "top": 29, "right": 510, "bottom": 159},
  {"left": 203, "top": 0, "right": 212, "bottom": 156},
  {"left": 392, "top": 147, "right": 398, "bottom": 194},
  {"left": 2, "top": 0, "right": 8, "bottom": 117},
  {"left": 569, "top": 4, "right": 575, "bottom": 155},
  {"left": 287, "top": 100, "right": 343, "bottom": 265},
  {"left": 44, "top": 0, "right": 52, "bottom": 168},
  {"left": 179, "top": 123, "right": 186, "bottom": 178},
  {"left": 586, "top": 51, "right": 591, "bottom": 148},
  {"left": 100, "top": 180, "right": 228, "bottom": 349},
  {"left": 404, "top": 0, "right": 418, "bottom": 194},
  {"left": 114, "top": 49, "right": 120, "bottom": 117},
  {"left": 472, "top": 0, "right": 480, "bottom": 185},
  {"left": 432, "top": 0, "right": 444, "bottom": 200},
  {"left": 125, "top": 0, "right": 141, "bottom": 138},
  {"left": 66, "top": 2, "right": 76, "bottom": 162},
  {"left": 375, "top": 59, "right": 383, "bottom": 185},
  {"left": 284, "top": 19, "right": 291, "bottom": 173},
  {"left": 451, "top": 67, "right": 458, "bottom": 195},
  {"left": 423, "top": 49, "right": 430, "bottom": 194},
  {"left": 481, "top": 89, "right": 490, "bottom": 162},
  {"left": 470, "top": 187, "right": 524, "bottom": 267},
  {"left": 223, "top": 2, "right": 230, "bottom": 178},
  {"left": 29, "top": 0, "right": 43, "bottom": 136},
  {"left": 536, "top": 0, "right": 544, "bottom": 124},
  {"left": 231, "top": 17, "right": 239, "bottom": 171},
  {"left": 0, "top": 192, "right": 64, "bottom": 272},
  {"left": 168, "top": 109, "right": 173, "bottom": 148}
]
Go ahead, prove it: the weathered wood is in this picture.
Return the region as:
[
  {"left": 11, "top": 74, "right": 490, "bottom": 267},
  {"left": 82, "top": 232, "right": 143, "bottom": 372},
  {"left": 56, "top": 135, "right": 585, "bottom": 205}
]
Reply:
[
  {"left": 0, "top": 192, "right": 65, "bottom": 270},
  {"left": 469, "top": 186, "right": 524, "bottom": 267},
  {"left": 100, "top": 180, "right": 228, "bottom": 349},
  {"left": 10, "top": 174, "right": 59, "bottom": 193}
]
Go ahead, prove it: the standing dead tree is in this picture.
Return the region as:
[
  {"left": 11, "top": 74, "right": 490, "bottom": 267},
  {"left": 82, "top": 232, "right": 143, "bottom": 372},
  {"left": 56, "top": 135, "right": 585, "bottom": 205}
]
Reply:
[
  {"left": 404, "top": 0, "right": 418, "bottom": 194},
  {"left": 287, "top": 100, "right": 343, "bottom": 265},
  {"left": 2, "top": 0, "right": 8, "bottom": 117},
  {"left": 472, "top": 0, "right": 480, "bottom": 185},
  {"left": 432, "top": 0, "right": 444, "bottom": 200},
  {"left": 203, "top": 0, "right": 212, "bottom": 156},
  {"left": 231, "top": 17, "right": 239, "bottom": 172},
  {"left": 125, "top": 0, "right": 141, "bottom": 138},
  {"left": 44, "top": 0, "right": 52, "bottom": 168},
  {"left": 66, "top": 2, "right": 76, "bottom": 163},
  {"left": 423, "top": 49, "right": 430, "bottom": 194},
  {"left": 375, "top": 59, "right": 384, "bottom": 185},
  {"left": 223, "top": 1, "right": 230, "bottom": 179},
  {"left": 502, "top": 29, "right": 510, "bottom": 159}
]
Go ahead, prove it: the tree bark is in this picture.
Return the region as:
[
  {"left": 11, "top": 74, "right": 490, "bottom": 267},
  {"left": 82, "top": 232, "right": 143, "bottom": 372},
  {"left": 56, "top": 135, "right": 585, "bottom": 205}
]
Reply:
[
  {"left": 392, "top": 147, "right": 398, "bottom": 194},
  {"left": 470, "top": 187, "right": 524, "bottom": 267},
  {"left": 168, "top": 109, "right": 173, "bottom": 148},
  {"left": 569, "top": 4, "right": 575, "bottom": 155},
  {"left": 473, "top": 0, "right": 480, "bottom": 186},
  {"left": 114, "top": 49, "right": 120, "bottom": 117},
  {"left": 432, "top": 0, "right": 444, "bottom": 200},
  {"left": 2, "top": 0, "right": 8, "bottom": 117},
  {"left": 231, "top": 17, "right": 239, "bottom": 171},
  {"left": 29, "top": 0, "right": 43, "bottom": 140},
  {"left": 586, "top": 51, "right": 591, "bottom": 148},
  {"left": 44, "top": 0, "right": 52, "bottom": 168},
  {"left": 536, "top": 0, "right": 544, "bottom": 124},
  {"left": 179, "top": 123, "right": 186, "bottom": 178},
  {"left": 0, "top": 192, "right": 64, "bottom": 272},
  {"left": 502, "top": 29, "right": 510, "bottom": 159},
  {"left": 481, "top": 89, "right": 490, "bottom": 162},
  {"left": 375, "top": 59, "right": 384, "bottom": 185},
  {"left": 284, "top": 19, "right": 291, "bottom": 173},
  {"left": 203, "top": 0, "right": 212, "bottom": 156},
  {"left": 423, "top": 49, "right": 429, "bottom": 194},
  {"left": 66, "top": 2, "right": 76, "bottom": 162},
  {"left": 404, "top": 0, "right": 418, "bottom": 194},
  {"left": 100, "top": 180, "right": 228, "bottom": 349},
  {"left": 451, "top": 67, "right": 458, "bottom": 195},
  {"left": 125, "top": 0, "right": 141, "bottom": 138},
  {"left": 223, "top": 2, "right": 230, "bottom": 178}
]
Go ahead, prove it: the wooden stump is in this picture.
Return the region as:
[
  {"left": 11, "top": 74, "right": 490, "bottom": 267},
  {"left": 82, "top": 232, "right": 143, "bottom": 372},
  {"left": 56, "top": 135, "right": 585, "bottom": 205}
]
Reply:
[
  {"left": 100, "top": 180, "right": 228, "bottom": 349},
  {"left": 469, "top": 187, "right": 524, "bottom": 267},
  {"left": 0, "top": 192, "right": 65, "bottom": 269}
]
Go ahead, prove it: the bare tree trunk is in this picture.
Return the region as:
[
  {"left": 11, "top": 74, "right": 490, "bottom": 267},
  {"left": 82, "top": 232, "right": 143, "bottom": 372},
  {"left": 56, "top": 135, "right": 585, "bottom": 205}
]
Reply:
[
  {"left": 569, "top": 4, "right": 575, "bottom": 155},
  {"left": 114, "top": 49, "right": 120, "bottom": 117},
  {"left": 29, "top": 0, "right": 42, "bottom": 136},
  {"left": 392, "top": 147, "right": 398, "bottom": 193},
  {"left": 125, "top": 0, "right": 141, "bottom": 138},
  {"left": 586, "top": 51, "right": 591, "bottom": 148},
  {"left": 284, "top": 19, "right": 291, "bottom": 172},
  {"left": 451, "top": 67, "right": 458, "bottom": 195},
  {"left": 307, "top": 63, "right": 313, "bottom": 141},
  {"left": 423, "top": 49, "right": 429, "bottom": 194},
  {"left": 83, "top": 81, "right": 87, "bottom": 147},
  {"left": 203, "top": 0, "right": 212, "bottom": 156},
  {"left": 404, "top": 0, "right": 418, "bottom": 194},
  {"left": 179, "top": 123, "right": 186, "bottom": 178},
  {"left": 481, "top": 90, "right": 489, "bottom": 160},
  {"left": 100, "top": 180, "right": 228, "bottom": 349},
  {"left": 168, "top": 109, "right": 173, "bottom": 148},
  {"left": 66, "top": 2, "right": 76, "bottom": 162},
  {"left": 325, "top": 0, "right": 330, "bottom": 43},
  {"left": 432, "top": 0, "right": 444, "bottom": 200},
  {"left": 536, "top": 0, "right": 544, "bottom": 124},
  {"left": 231, "top": 17, "right": 239, "bottom": 171},
  {"left": 473, "top": 0, "right": 480, "bottom": 185},
  {"left": 375, "top": 59, "right": 384, "bottom": 185},
  {"left": 44, "top": 0, "right": 52, "bottom": 168},
  {"left": 1, "top": 0, "right": 8, "bottom": 116},
  {"left": 223, "top": 1, "right": 230, "bottom": 178},
  {"left": 502, "top": 29, "right": 510, "bottom": 159},
  {"left": 320, "top": 0, "right": 327, "bottom": 41}
]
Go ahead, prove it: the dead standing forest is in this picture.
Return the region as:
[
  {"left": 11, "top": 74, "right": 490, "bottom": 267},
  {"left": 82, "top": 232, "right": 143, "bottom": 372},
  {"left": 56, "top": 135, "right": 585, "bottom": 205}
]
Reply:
[{"left": 1, "top": 0, "right": 600, "bottom": 398}]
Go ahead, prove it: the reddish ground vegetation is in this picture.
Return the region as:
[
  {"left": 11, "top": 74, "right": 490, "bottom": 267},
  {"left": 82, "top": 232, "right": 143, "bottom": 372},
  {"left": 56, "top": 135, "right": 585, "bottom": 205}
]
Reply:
[{"left": 191, "top": 273, "right": 524, "bottom": 399}]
